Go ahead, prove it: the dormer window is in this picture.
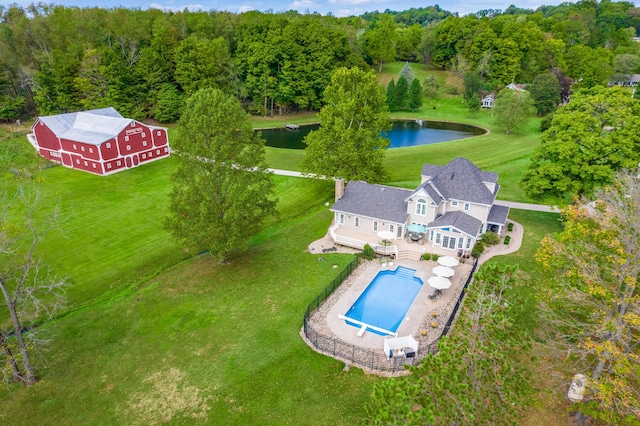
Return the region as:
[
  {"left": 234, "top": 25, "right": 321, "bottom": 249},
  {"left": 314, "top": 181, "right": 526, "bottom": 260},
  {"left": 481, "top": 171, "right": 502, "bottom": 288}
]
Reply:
[
  {"left": 464, "top": 203, "right": 470, "bottom": 211},
  {"left": 451, "top": 200, "right": 458, "bottom": 207},
  {"left": 416, "top": 198, "right": 427, "bottom": 216}
]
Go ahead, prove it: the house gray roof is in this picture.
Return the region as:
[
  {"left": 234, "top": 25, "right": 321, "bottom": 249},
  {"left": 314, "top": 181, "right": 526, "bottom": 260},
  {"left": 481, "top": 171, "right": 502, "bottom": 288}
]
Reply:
[
  {"left": 331, "top": 181, "right": 411, "bottom": 223},
  {"left": 36, "top": 107, "right": 132, "bottom": 145},
  {"left": 487, "top": 204, "right": 510, "bottom": 225},
  {"left": 417, "top": 157, "right": 498, "bottom": 205},
  {"left": 426, "top": 210, "right": 482, "bottom": 237}
]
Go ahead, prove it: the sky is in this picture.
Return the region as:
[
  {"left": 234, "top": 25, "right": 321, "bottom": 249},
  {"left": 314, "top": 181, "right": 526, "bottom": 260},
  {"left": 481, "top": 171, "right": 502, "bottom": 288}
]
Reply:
[{"left": 9, "top": 0, "right": 637, "bottom": 19}]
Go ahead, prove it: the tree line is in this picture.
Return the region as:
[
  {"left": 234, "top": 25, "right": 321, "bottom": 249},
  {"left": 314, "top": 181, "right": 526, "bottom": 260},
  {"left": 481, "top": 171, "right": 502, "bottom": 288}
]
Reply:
[{"left": 1, "top": 1, "right": 639, "bottom": 122}]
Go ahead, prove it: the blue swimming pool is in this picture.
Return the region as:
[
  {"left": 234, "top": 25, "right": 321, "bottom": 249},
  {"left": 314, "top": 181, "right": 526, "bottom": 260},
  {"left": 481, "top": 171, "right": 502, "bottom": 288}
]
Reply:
[{"left": 343, "top": 267, "right": 423, "bottom": 336}]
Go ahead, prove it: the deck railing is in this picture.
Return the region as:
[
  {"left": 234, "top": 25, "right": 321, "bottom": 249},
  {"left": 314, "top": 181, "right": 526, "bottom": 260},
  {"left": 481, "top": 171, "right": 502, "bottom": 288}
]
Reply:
[{"left": 303, "top": 255, "right": 480, "bottom": 374}]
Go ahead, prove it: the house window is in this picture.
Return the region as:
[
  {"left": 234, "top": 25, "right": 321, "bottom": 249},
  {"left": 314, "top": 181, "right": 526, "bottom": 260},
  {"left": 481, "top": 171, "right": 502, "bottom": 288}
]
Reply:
[
  {"left": 430, "top": 230, "right": 434, "bottom": 241},
  {"left": 458, "top": 238, "right": 463, "bottom": 248},
  {"left": 396, "top": 225, "right": 403, "bottom": 238},
  {"left": 464, "top": 203, "right": 470, "bottom": 211},
  {"left": 466, "top": 238, "right": 472, "bottom": 249},
  {"left": 106, "top": 142, "right": 111, "bottom": 148},
  {"left": 451, "top": 200, "right": 458, "bottom": 207},
  {"left": 415, "top": 198, "right": 427, "bottom": 216},
  {"left": 339, "top": 213, "right": 345, "bottom": 225},
  {"left": 443, "top": 236, "right": 449, "bottom": 247},
  {"left": 373, "top": 221, "right": 378, "bottom": 232},
  {"left": 126, "top": 145, "right": 131, "bottom": 151},
  {"left": 435, "top": 233, "right": 441, "bottom": 244},
  {"left": 354, "top": 217, "right": 360, "bottom": 228},
  {"left": 389, "top": 224, "right": 395, "bottom": 234}
]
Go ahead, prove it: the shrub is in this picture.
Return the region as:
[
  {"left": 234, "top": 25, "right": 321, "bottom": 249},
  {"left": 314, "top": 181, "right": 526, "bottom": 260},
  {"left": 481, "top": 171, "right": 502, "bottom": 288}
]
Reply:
[
  {"left": 444, "top": 85, "right": 459, "bottom": 95},
  {"left": 540, "top": 114, "right": 554, "bottom": 132},
  {"left": 422, "top": 253, "right": 431, "bottom": 261},
  {"left": 507, "top": 222, "right": 514, "bottom": 232},
  {"left": 480, "top": 231, "right": 500, "bottom": 246},
  {"left": 362, "top": 244, "right": 375, "bottom": 260},
  {"left": 504, "top": 236, "right": 511, "bottom": 245},
  {"left": 432, "top": 254, "right": 439, "bottom": 261},
  {"left": 471, "top": 241, "right": 485, "bottom": 258}
]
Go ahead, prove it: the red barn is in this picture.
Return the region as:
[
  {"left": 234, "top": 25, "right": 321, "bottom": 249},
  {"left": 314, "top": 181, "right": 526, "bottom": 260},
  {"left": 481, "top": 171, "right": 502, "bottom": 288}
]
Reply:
[{"left": 28, "top": 107, "right": 170, "bottom": 176}]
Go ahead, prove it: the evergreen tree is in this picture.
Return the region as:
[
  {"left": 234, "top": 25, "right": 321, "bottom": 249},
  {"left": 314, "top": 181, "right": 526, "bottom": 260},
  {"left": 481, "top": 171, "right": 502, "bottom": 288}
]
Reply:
[
  {"left": 386, "top": 79, "right": 398, "bottom": 111},
  {"left": 399, "top": 61, "right": 414, "bottom": 83},
  {"left": 467, "top": 93, "right": 481, "bottom": 114},
  {"left": 408, "top": 78, "right": 423, "bottom": 111},
  {"left": 395, "top": 76, "right": 409, "bottom": 110}
]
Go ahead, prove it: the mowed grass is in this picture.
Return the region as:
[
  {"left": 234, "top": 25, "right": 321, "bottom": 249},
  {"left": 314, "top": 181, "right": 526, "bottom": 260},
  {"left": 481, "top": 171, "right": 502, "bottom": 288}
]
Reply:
[{"left": 0, "top": 66, "right": 559, "bottom": 424}]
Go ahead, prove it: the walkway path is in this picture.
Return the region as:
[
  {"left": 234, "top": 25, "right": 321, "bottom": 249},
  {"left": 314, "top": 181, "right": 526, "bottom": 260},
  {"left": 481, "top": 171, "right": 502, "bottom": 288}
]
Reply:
[{"left": 268, "top": 168, "right": 562, "bottom": 214}]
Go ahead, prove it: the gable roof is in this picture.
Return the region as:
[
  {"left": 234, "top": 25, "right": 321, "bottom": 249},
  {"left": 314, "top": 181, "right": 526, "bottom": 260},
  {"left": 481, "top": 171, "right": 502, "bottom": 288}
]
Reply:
[
  {"left": 35, "top": 107, "right": 133, "bottom": 145},
  {"left": 416, "top": 157, "right": 498, "bottom": 205},
  {"left": 426, "top": 210, "right": 482, "bottom": 237},
  {"left": 331, "top": 181, "right": 411, "bottom": 223}
]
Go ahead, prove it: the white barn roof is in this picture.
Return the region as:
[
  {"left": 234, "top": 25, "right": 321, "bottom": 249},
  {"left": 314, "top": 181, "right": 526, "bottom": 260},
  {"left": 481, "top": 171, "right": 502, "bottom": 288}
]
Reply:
[{"left": 36, "top": 107, "right": 134, "bottom": 145}]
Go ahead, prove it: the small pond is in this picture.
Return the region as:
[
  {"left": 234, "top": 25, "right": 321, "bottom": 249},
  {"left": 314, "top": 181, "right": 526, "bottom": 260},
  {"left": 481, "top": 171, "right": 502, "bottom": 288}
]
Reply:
[{"left": 259, "top": 120, "right": 486, "bottom": 150}]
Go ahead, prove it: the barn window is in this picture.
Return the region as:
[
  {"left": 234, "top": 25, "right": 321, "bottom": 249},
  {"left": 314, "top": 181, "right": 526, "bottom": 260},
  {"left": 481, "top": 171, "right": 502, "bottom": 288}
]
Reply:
[
  {"left": 81, "top": 146, "right": 85, "bottom": 152},
  {"left": 125, "top": 136, "right": 129, "bottom": 142},
  {"left": 143, "top": 141, "right": 147, "bottom": 147},
  {"left": 117, "top": 161, "right": 121, "bottom": 166},
  {"left": 126, "top": 145, "right": 131, "bottom": 151},
  {"left": 142, "top": 154, "right": 146, "bottom": 159},
  {"left": 107, "top": 164, "right": 112, "bottom": 169},
  {"left": 84, "top": 161, "right": 88, "bottom": 166},
  {"left": 130, "top": 122, "right": 135, "bottom": 127},
  {"left": 156, "top": 150, "right": 160, "bottom": 155},
  {"left": 92, "top": 163, "right": 96, "bottom": 168},
  {"left": 142, "top": 132, "right": 146, "bottom": 137},
  {"left": 89, "top": 147, "right": 93, "bottom": 153},
  {"left": 76, "top": 159, "right": 80, "bottom": 164},
  {"left": 73, "top": 144, "right": 77, "bottom": 149},
  {"left": 157, "top": 131, "right": 161, "bottom": 136},
  {"left": 106, "top": 142, "right": 111, "bottom": 148}
]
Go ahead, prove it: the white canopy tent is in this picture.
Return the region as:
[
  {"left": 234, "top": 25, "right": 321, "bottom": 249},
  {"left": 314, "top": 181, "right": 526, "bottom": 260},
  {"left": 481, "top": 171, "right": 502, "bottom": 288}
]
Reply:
[{"left": 384, "top": 335, "right": 419, "bottom": 358}]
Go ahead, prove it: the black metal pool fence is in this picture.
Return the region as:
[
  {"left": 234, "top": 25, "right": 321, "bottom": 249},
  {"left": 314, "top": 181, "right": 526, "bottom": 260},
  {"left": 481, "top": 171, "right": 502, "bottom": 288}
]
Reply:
[{"left": 303, "top": 256, "right": 479, "bottom": 373}]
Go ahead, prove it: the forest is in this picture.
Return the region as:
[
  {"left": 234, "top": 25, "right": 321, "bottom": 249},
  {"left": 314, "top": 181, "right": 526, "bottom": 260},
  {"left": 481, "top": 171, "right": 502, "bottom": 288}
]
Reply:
[{"left": 1, "top": 0, "right": 639, "bottom": 122}]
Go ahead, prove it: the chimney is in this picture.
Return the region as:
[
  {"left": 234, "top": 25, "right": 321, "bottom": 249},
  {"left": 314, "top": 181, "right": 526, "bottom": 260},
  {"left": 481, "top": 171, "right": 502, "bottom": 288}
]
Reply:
[{"left": 335, "top": 178, "right": 345, "bottom": 202}]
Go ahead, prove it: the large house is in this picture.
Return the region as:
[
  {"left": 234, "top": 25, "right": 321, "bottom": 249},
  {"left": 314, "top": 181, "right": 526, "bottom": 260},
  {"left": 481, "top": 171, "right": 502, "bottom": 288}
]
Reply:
[
  {"left": 329, "top": 157, "right": 509, "bottom": 259},
  {"left": 28, "top": 107, "right": 170, "bottom": 176}
]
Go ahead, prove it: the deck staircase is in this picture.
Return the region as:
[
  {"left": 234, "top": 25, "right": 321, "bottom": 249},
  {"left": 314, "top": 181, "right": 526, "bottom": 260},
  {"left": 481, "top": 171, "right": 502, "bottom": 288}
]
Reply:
[{"left": 397, "top": 250, "right": 422, "bottom": 261}]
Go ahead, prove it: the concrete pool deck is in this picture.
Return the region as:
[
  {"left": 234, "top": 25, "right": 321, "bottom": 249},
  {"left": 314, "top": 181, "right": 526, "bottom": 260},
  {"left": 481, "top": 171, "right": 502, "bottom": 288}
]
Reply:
[
  {"left": 305, "top": 220, "right": 524, "bottom": 365},
  {"left": 325, "top": 258, "right": 473, "bottom": 350}
]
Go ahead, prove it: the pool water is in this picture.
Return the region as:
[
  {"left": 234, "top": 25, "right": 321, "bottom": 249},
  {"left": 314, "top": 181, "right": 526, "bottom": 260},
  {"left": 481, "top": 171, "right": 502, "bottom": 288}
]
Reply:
[{"left": 344, "top": 266, "right": 423, "bottom": 336}]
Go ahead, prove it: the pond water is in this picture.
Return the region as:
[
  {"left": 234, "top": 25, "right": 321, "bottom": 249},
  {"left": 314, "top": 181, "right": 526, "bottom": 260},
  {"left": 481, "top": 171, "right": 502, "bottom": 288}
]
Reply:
[{"left": 259, "top": 120, "right": 485, "bottom": 150}]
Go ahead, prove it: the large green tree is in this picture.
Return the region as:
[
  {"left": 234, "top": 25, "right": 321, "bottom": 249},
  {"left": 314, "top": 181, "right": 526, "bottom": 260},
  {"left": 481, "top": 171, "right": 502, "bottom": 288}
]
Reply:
[
  {"left": 362, "top": 14, "right": 397, "bottom": 72},
  {"left": 535, "top": 169, "right": 640, "bottom": 425},
  {"left": 521, "top": 86, "right": 640, "bottom": 201},
  {"left": 164, "top": 88, "right": 278, "bottom": 262},
  {"left": 492, "top": 88, "right": 535, "bottom": 134},
  {"left": 529, "top": 72, "right": 561, "bottom": 116},
  {"left": 301, "top": 67, "right": 390, "bottom": 183}
]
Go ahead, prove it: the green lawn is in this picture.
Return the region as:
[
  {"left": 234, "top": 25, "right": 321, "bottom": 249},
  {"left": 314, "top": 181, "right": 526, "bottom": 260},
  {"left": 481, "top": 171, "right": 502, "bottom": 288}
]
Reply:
[{"left": 0, "top": 68, "right": 561, "bottom": 424}]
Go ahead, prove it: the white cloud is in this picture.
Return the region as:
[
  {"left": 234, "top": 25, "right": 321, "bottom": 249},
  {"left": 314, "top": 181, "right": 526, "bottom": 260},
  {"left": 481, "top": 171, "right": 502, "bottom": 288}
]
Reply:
[
  {"left": 291, "top": 0, "right": 317, "bottom": 8},
  {"left": 328, "top": 0, "right": 385, "bottom": 5},
  {"left": 148, "top": 3, "right": 204, "bottom": 11},
  {"left": 237, "top": 5, "right": 255, "bottom": 12}
]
